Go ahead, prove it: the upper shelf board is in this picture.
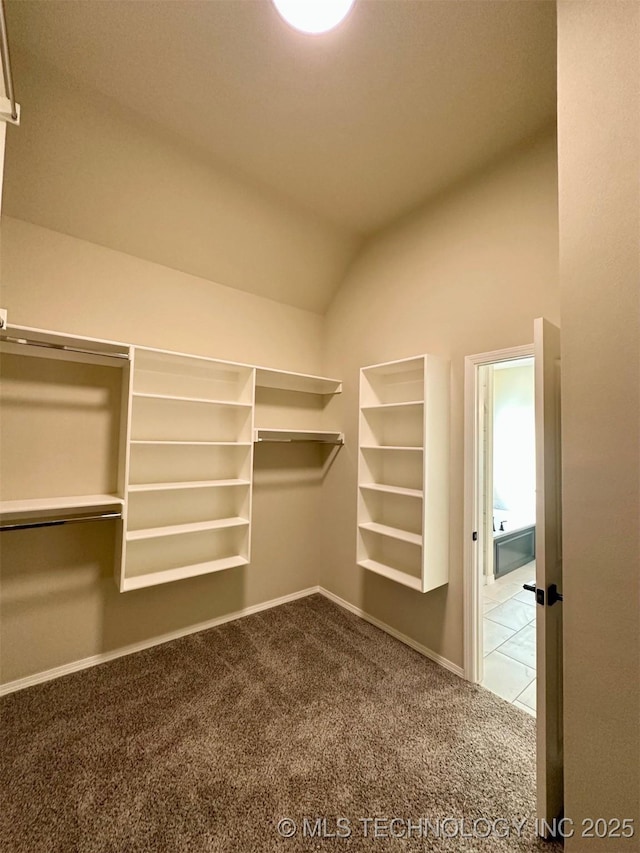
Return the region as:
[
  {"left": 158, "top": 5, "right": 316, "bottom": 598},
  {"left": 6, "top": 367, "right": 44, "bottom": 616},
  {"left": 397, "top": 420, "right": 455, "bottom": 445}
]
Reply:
[
  {"left": 0, "top": 493, "right": 124, "bottom": 523},
  {"left": 1, "top": 325, "right": 343, "bottom": 393},
  {"left": 255, "top": 367, "right": 341, "bottom": 395},
  {"left": 1, "top": 324, "right": 131, "bottom": 367},
  {"left": 361, "top": 355, "right": 426, "bottom": 376}
]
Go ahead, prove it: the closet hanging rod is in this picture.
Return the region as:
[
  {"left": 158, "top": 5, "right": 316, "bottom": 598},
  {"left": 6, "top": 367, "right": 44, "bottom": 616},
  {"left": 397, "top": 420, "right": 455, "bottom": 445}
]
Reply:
[
  {"left": 255, "top": 437, "right": 345, "bottom": 445},
  {"left": 0, "top": 511, "right": 121, "bottom": 532},
  {"left": 0, "top": 334, "right": 130, "bottom": 361},
  {"left": 0, "top": 0, "right": 18, "bottom": 122},
  {"left": 253, "top": 428, "right": 344, "bottom": 445}
]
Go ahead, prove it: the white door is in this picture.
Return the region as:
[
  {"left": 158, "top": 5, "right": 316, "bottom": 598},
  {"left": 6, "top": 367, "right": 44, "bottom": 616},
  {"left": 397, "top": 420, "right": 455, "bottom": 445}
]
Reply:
[{"left": 533, "top": 317, "right": 563, "bottom": 828}]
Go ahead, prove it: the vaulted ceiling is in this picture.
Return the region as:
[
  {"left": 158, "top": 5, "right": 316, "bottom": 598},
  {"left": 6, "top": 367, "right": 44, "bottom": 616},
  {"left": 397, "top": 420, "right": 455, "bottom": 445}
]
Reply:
[{"left": 7, "top": 0, "right": 556, "bottom": 236}]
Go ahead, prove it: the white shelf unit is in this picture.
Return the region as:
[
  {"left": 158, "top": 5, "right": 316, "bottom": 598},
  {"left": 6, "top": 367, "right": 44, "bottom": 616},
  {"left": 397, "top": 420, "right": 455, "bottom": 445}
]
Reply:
[
  {"left": 0, "top": 324, "right": 131, "bottom": 530},
  {"left": 357, "top": 355, "right": 450, "bottom": 593},
  {"left": 118, "top": 348, "right": 255, "bottom": 591},
  {"left": 253, "top": 366, "right": 342, "bottom": 449},
  {"left": 1, "top": 322, "right": 345, "bottom": 590}
]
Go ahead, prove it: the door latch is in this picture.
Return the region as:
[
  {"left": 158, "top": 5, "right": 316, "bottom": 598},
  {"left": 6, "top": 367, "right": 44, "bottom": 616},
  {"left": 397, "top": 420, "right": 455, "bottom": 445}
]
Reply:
[
  {"left": 523, "top": 582, "right": 563, "bottom": 606},
  {"left": 523, "top": 582, "right": 544, "bottom": 605}
]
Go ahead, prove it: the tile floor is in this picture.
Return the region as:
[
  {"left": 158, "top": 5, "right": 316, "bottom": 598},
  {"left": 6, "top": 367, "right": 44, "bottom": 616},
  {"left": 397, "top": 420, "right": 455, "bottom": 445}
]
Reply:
[{"left": 481, "top": 560, "right": 537, "bottom": 715}]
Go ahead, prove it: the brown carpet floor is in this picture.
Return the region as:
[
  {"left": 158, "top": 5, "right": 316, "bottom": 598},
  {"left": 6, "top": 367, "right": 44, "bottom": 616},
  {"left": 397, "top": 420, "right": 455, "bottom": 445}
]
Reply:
[{"left": 0, "top": 594, "right": 560, "bottom": 852}]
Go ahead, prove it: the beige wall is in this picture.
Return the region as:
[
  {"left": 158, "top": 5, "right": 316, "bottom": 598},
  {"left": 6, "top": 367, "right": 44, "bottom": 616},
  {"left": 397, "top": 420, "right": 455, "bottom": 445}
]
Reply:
[
  {"left": 0, "top": 217, "right": 328, "bottom": 684},
  {"left": 321, "top": 131, "right": 559, "bottom": 668},
  {"left": 2, "top": 53, "right": 358, "bottom": 314},
  {"left": 558, "top": 2, "right": 640, "bottom": 846}
]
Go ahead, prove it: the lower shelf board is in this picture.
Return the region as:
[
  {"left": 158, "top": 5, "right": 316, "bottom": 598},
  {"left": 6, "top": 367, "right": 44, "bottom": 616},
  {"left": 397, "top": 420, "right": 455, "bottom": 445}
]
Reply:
[
  {"left": 359, "top": 483, "right": 423, "bottom": 499},
  {"left": 126, "top": 517, "right": 249, "bottom": 541},
  {"left": 121, "top": 555, "right": 249, "bottom": 591},
  {"left": 358, "top": 521, "right": 422, "bottom": 546},
  {"left": 358, "top": 558, "right": 423, "bottom": 592}
]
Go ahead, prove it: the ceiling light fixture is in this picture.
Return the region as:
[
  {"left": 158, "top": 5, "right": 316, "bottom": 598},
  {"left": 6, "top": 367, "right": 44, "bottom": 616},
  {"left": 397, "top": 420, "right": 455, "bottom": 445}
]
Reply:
[{"left": 272, "top": 0, "right": 356, "bottom": 35}]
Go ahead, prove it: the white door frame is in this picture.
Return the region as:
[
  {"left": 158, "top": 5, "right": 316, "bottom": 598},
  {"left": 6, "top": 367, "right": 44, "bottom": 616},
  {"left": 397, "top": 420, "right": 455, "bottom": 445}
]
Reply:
[{"left": 463, "top": 343, "right": 535, "bottom": 683}]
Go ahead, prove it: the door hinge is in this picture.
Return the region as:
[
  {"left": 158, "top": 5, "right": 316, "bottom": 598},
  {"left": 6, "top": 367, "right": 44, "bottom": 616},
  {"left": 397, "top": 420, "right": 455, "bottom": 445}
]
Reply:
[{"left": 472, "top": 531, "right": 478, "bottom": 541}]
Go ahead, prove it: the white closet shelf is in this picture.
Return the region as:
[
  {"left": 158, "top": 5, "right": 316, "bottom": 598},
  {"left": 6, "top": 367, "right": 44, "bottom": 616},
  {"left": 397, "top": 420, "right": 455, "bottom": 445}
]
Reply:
[
  {"left": 3, "top": 322, "right": 350, "bottom": 592},
  {"left": 361, "top": 401, "right": 424, "bottom": 410},
  {"left": 132, "top": 392, "right": 251, "bottom": 407},
  {"left": 127, "top": 479, "right": 250, "bottom": 493},
  {"left": 0, "top": 494, "right": 124, "bottom": 520},
  {"left": 254, "top": 428, "right": 344, "bottom": 445},
  {"left": 357, "top": 558, "right": 423, "bottom": 592},
  {"left": 255, "top": 367, "right": 341, "bottom": 396},
  {"left": 130, "top": 440, "right": 252, "bottom": 447},
  {"left": 358, "top": 353, "right": 449, "bottom": 594},
  {"left": 360, "top": 445, "right": 423, "bottom": 451},
  {"left": 122, "top": 556, "right": 249, "bottom": 591},
  {"left": 358, "top": 522, "right": 422, "bottom": 546},
  {"left": 1, "top": 325, "right": 130, "bottom": 368},
  {"left": 360, "top": 355, "right": 426, "bottom": 374},
  {"left": 127, "top": 516, "right": 249, "bottom": 541},
  {"left": 359, "top": 483, "right": 423, "bottom": 499}
]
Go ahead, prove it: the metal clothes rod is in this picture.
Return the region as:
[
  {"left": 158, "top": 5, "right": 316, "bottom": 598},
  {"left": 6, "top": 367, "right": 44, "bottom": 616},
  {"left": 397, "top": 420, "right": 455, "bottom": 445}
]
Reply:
[
  {"left": 0, "top": 335, "right": 129, "bottom": 360},
  {"left": 0, "top": 512, "right": 121, "bottom": 532},
  {"left": 0, "top": 0, "right": 17, "bottom": 122}
]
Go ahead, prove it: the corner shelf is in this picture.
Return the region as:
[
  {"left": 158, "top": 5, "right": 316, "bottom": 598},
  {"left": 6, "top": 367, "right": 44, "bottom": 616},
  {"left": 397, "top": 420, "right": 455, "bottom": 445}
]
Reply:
[
  {"left": 357, "top": 354, "right": 450, "bottom": 593},
  {"left": 254, "top": 367, "right": 343, "bottom": 457},
  {"left": 255, "top": 367, "right": 341, "bottom": 396}
]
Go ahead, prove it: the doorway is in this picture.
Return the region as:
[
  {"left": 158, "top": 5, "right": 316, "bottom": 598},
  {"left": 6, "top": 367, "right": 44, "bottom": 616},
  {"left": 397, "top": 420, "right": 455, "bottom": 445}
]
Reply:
[
  {"left": 464, "top": 324, "right": 564, "bottom": 828},
  {"left": 479, "top": 356, "right": 537, "bottom": 713},
  {"left": 463, "top": 344, "right": 536, "bottom": 707}
]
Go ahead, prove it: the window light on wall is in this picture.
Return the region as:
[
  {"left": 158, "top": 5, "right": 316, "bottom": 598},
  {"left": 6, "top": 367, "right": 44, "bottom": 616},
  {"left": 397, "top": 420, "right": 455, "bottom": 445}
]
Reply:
[{"left": 272, "top": 0, "right": 356, "bottom": 34}]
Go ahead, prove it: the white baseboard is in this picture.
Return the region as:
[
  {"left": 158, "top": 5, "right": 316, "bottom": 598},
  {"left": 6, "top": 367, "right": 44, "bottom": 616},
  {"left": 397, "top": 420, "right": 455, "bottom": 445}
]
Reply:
[
  {"left": 0, "top": 585, "right": 320, "bottom": 696},
  {"left": 0, "top": 584, "right": 463, "bottom": 696},
  {"left": 318, "top": 587, "right": 465, "bottom": 679}
]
